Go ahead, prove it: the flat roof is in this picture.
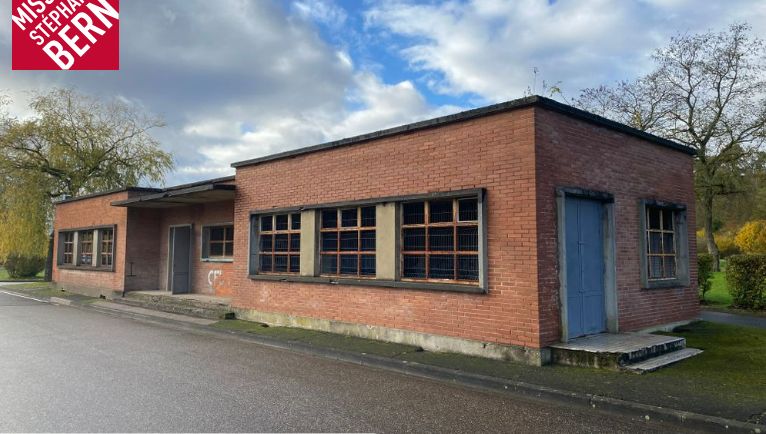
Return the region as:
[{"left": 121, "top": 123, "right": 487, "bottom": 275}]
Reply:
[
  {"left": 231, "top": 95, "right": 696, "bottom": 169},
  {"left": 54, "top": 175, "right": 235, "bottom": 206},
  {"left": 111, "top": 183, "right": 236, "bottom": 208}
]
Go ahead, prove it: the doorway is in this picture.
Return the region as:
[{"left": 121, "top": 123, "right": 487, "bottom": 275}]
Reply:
[{"left": 168, "top": 225, "right": 192, "bottom": 294}]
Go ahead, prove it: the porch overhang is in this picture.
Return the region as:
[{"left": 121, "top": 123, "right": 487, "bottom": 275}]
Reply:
[{"left": 111, "top": 184, "right": 236, "bottom": 208}]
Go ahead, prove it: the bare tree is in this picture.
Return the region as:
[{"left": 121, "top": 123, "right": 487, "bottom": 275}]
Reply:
[{"left": 575, "top": 24, "right": 766, "bottom": 270}]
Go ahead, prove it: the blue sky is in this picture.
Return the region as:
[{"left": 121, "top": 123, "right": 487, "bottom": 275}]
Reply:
[{"left": 1, "top": 0, "right": 765, "bottom": 186}]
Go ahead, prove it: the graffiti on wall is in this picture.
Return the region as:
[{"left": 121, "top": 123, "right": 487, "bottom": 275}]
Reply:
[{"left": 207, "top": 269, "right": 223, "bottom": 290}]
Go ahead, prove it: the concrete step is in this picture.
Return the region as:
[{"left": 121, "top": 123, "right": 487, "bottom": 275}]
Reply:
[
  {"left": 550, "top": 333, "right": 687, "bottom": 370},
  {"left": 113, "top": 292, "right": 234, "bottom": 320},
  {"left": 624, "top": 348, "right": 703, "bottom": 374}
]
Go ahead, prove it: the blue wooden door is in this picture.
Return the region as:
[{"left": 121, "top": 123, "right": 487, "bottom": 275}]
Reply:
[{"left": 565, "top": 197, "right": 606, "bottom": 338}]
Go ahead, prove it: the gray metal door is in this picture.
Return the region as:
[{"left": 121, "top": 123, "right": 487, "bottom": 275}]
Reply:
[
  {"left": 565, "top": 197, "right": 606, "bottom": 338},
  {"left": 170, "top": 226, "right": 192, "bottom": 294}
]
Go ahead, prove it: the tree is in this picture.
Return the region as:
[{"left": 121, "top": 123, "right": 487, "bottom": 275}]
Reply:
[
  {"left": 0, "top": 88, "right": 174, "bottom": 260},
  {"left": 0, "top": 88, "right": 173, "bottom": 199},
  {"left": 735, "top": 220, "right": 766, "bottom": 254},
  {"left": 574, "top": 24, "right": 766, "bottom": 270}
]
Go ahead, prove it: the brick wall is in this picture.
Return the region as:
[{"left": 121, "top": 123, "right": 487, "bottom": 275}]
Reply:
[
  {"left": 233, "top": 108, "right": 543, "bottom": 348},
  {"left": 156, "top": 200, "right": 235, "bottom": 297},
  {"left": 534, "top": 108, "right": 699, "bottom": 346},
  {"left": 52, "top": 191, "right": 132, "bottom": 293}
]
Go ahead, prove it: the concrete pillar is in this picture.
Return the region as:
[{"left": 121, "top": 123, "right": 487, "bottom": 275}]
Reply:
[
  {"left": 93, "top": 229, "right": 101, "bottom": 267},
  {"left": 376, "top": 203, "right": 397, "bottom": 280},
  {"left": 300, "top": 210, "right": 319, "bottom": 277}
]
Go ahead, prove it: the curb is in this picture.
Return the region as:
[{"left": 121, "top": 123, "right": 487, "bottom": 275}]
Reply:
[{"left": 2, "top": 288, "right": 763, "bottom": 433}]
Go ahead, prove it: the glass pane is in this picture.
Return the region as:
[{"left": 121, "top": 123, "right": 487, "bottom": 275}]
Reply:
[
  {"left": 210, "top": 242, "right": 224, "bottom": 257},
  {"left": 260, "top": 216, "right": 273, "bottom": 232},
  {"left": 274, "top": 234, "right": 289, "bottom": 252},
  {"left": 291, "top": 213, "right": 301, "bottom": 230},
  {"left": 662, "top": 210, "right": 674, "bottom": 231},
  {"left": 321, "top": 254, "right": 337, "bottom": 274},
  {"left": 101, "top": 229, "right": 113, "bottom": 241},
  {"left": 341, "top": 209, "right": 358, "bottom": 227},
  {"left": 647, "top": 208, "right": 661, "bottom": 230},
  {"left": 322, "top": 210, "right": 337, "bottom": 229},
  {"left": 360, "top": 230, "right": 376, "bottom": 251},
  {"left": 224, "top": 242, "right": 234, "bottom": 257},
  {"left": 429, "top": 255, "right": 454, "bottom": 279},
  {"left": 274, "top": 255, "right": 288, "bottom": 272},
  {"left": 648, "top": 256, "right": 663, "bottom": 279},
  {"left": 360, "top": 255, "right": 375, "bottom": 276},
  {"left": 458, "top": 198, "right": 478, "bottom": 221},
  {"left": 259, "top": 254, "right": 273, "bottom": 272},
  {"left": 275, "top": 214, "right": 289, "bottom": 231},
  {"left": 402, "top": 202, "right": 425, "bottom": 225},
  {"left": 225, "top": 227, "right": 234, "bottom": 242},
  {"left": 289, "top": 255, "right": 300, "bottom": 273},
  {"left": 429, "top": 227, "right": 454, "bottom": 251},
  {"left": 210, "top": 227, "right": 225, "bottom": 242},
  {"left": 321, "top": 232, "right": 338, "bottom": 252},
  {"left": 663, "top": 233, "right": 675, "bottom": 254},
  {"left": 361, "top": 206, "right": 376, "bottom": 227},
  {"left": 260, "top": 234, "right": 273, "bottom": 252},
  {"left": 429, "top": 200, "right": 453, "bottom": 223},
  {"left": 664, "top": 258, "right": 676, "bottom": 278},
  {"left": 457, "top": 226, "right": 478, "bottom": 251},
  {"left": 402, "top": 255, "right": 426, "bottom": 278},
  {"left": 290, "top": 233, "right": 301, "bottom": 252},
  {"left": 403, "top": 228, "right": 425, "bottom": 251},
  {"left": 457, "top": 255, "right": 479, "bottom": 280},
  {"left": 649, "top": 232, "right": 662, "bottom": 254},
  {"left": 340, "top": 255, "right": 358, "bottom": 275},
  {"left": 340, "top": 231, "right": 358, "bottom": 251}
]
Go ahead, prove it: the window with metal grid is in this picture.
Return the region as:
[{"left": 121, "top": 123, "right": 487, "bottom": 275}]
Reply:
[
  {"left": 320, "top": 206, "right": 376, "bottom": 277},
  {"left": 61, "top": 232, "right": 75, "bottom": 265},
  {"left": 100, "top": 228, "right": 114, "bottom": 267},
  {"left": 258, "top": 213, "right": 301, "bottom": 274},
  {"left": 204, "top": 225, "right": 234, "bottom": 260},
  {"left": 646, "top": 206, "right": 677, "bottom": 280},
  {"left": 79, "top": 231, "right": 94, "bottom": 266},
  {"left": 401, "top": 198, "right": 479, "bottom": 282}
]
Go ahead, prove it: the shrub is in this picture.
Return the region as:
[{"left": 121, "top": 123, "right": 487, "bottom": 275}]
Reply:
[
  {"left": 3, "top": 253, "right": 45, "bottom": 279},
  {"left": 726, "top": 254, "right": 766, "bottom": 310},
  {"left": 717, "top": 233, "right": 741, "bottom": 258},
  {"left": 734, "top": 220, "right": 766, "bottom": 254},
  {"left": 698, "top": 253, "right": 714, "bottom": 301}
]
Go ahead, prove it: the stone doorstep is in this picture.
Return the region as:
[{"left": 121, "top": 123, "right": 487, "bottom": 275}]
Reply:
[
  {"left": 549, "top": 333, "right": 691, "bottom": 371},
  {"left": 624, "top": 348, "right": 704, "bottom": 373},
  {"left": 112, "top": 291, "right": 234, "bottom": 320}
]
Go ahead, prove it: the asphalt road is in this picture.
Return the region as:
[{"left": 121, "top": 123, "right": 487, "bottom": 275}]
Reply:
[{"left": 0, "top": 291, "right": 697, "bottom": 433}]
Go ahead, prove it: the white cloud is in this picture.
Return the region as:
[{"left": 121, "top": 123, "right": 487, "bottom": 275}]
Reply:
[
  {"left": 292, "top": 0, "right": 348, "bottom": 28},
  {"left": 366, "top": 0, "right": 766, "bottom": 103}
]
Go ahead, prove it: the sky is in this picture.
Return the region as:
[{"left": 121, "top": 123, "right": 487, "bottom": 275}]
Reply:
[{"left": 1, "top": 0, "right": 765, "bottom": 186}]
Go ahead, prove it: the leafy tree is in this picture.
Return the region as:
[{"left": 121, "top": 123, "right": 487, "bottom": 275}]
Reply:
[
  {"left": 0, "top": 88, "right": 173, "bottom": 261},
  {"left": 574, "top": 24, "right": 766, "bottom": 270},
  {"left": 735, "top": 220, "right": 766, "bottom": 254}
]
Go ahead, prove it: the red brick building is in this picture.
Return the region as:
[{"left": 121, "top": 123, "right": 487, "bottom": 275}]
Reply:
[{"left": 51, "top": 96, "right": 698, "bottom": 364}]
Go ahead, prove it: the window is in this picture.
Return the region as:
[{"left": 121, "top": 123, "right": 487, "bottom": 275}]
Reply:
[
  {"left": 203, "top": 225, "right": 234, "bottom": 260},
  {"left": 320, "top": 206, "right": 376, "bottom": 277},
  {"left": 79, "top": 231, "right": 94, "bottom": 266},
  {"left": 401, "top": 197, "right": 479, "bottom": 282},
  {"left": 100, "top": 228, "right": 114, "bottom": 267},
  {"left": 258, "top": 213, "right": 300, "bottom": 273},
  {"left": 645, "top": 207, "right": 677, "bottom": 280},
  {"left": 61, "top": 232, "right": 75, "bottom": 265}
]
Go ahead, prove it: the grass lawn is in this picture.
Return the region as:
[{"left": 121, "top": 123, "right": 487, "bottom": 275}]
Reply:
[
  {"left": 0, "top": 266, "right": 44, "bottom": 281},
  {"left": 213, "top": 319, "right": 766, "bottom": 422},
  {"left": 704, "top": 270, "right": 733, "bottom": 307}
]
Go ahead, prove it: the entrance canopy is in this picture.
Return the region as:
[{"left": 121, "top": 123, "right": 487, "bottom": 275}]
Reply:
[{"left": 112, "top": 183, "right": 235, "bottom": 208}]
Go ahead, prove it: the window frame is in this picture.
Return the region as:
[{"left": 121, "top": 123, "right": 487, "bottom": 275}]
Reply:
[
  {"left": 319, "top": 206, "right": 377, "bottom": 278},
  {"left": 201, "top": 223, "right": 235, "bottom": 262},
  {"left": 252, "top": 213, "right": 302, "bottom": 275},
  {"left": 246, "top": 188, "right": 487, "bottom": 294},
  {"left": 400, "top": 197, "right": 480, "bottom": 284},
  {"left": 57, "top": 225, "right": 117, "bottom": 272},
  {"left": 638, "top": 200, "right": 690, "bottom": 289}
]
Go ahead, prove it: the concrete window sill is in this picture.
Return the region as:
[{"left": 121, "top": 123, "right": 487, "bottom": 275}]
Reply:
[
  {"left": 248, "top": 273, "right": 487, "bottom": 294},
  {"left": 57, "top": 265, "right": 115, "bottom": 273}
]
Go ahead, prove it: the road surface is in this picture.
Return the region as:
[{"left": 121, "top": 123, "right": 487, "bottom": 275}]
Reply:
[{"left": 0, "top": 290, "right": 696, "bottom": 433}]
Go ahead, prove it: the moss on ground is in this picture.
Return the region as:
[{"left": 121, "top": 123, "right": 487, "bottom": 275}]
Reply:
[{"left": 212, "top": 319, "right": 766, "bottom": 422}]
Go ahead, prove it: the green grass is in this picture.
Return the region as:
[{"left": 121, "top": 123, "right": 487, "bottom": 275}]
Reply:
[
  {"left": 704, "top": 270, "right": 733, "bottom": 306},
  {"left": 211, "top": 319, "right": 766, "bottom": 422},
  {"left": 0, "top": 266, "right": 44, "bottom": 281}
]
